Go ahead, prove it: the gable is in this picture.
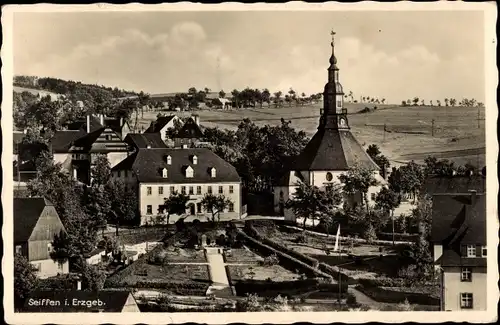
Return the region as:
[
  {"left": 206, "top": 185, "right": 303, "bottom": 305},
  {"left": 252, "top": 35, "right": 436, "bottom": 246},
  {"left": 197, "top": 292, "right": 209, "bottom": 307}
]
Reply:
[{"left": 29, "top": 206, "right": 66, "bottom": 241}]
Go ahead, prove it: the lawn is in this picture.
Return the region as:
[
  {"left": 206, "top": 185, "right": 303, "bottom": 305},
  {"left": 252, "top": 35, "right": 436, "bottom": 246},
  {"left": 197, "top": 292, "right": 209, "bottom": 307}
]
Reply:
[
  {"left": 227, "top": 264, "right": 301, "bottom": 282},
  {"left": 136, "top": 102, "right": 485, "bottom": 166},
  {"left": 224, "top": 246, "right": 264, "bottom": 264}
]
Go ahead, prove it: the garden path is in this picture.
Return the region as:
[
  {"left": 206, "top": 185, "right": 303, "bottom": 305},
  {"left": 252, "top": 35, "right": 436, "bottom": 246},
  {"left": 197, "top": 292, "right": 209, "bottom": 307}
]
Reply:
[{"left": 205, "top": 247, "right": 229, "bottom": 286}]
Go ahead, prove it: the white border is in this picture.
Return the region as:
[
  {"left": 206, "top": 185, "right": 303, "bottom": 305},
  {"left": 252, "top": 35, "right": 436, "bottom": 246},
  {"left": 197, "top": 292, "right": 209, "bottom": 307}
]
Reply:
[{"left": 2, "top": 2, "right": 498, "bottom": 324}]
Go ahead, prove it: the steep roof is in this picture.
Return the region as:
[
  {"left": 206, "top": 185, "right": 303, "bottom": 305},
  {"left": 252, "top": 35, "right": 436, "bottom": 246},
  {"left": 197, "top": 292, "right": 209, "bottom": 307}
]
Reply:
[
  {"left": 72, "top": 127, "right": 106, "bottom": 149},
  {"left": 144, "top": 115, "right": 177, "bottom": 133},
  {"left": 22, "top": 290, "right": 137, "bottom": 312},
  {"left": 293, "top": 128, "right": 379, "bottom": 171},
  {"left": 431, "top": 192, "right": 486, "bottom": 245},
  {"left": 14, "top": 197, "right": 54, "bottom": 243},
  {"left": 112, "top": 148, "right": 240, "bottom": 183},
  {"left": 423, "top": 175, "right": 486, "bottom": 195},
  {"left": 175, "top": 117, "right": 204, "bottom": 139},
  {"left": 125, "top": 133, "right": 168, "bottom": 149},
  {"left": 49, "top": 129, "right": 87, "bottom": 153},
  {"left": 103, "top": 117, "right": 127, "bottom": 133}
]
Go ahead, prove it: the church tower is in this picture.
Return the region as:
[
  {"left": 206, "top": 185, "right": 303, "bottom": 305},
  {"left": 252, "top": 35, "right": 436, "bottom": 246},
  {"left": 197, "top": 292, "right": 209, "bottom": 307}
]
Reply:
[{"left": 320, "top": 31, "right": 349, "bottom": 130}]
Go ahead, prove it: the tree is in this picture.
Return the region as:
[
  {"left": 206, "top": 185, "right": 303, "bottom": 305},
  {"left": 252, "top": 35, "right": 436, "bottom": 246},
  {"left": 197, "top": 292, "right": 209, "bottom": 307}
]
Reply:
[
  {"left": 444, "top": 98, "right": 449, "bottom": 106},
  {"left": 449, "top": 98, "right": 457, "bottom": 107},
  {"left": 399, "top": 161, "right": 424, "bottom": 203},
  {"left": 285, "top": 181, "right": 336, "bottom": 230},
  {"left": 375, "top": 187, "right": 401, "bottom": 245},
  {"left": 17, "top": 128, "right": 50, "bottom": 164},
  {"left": 318, "top": 184, "right": 343, "bottom": 236},
  {"left": 273, "top": 91, "right": 282, "bottom": 108},
  {"left": 201, "top": 193, "right": 233, "bottom": 223},
  {"left": 338, "top": 163, "right": 379, "bottom": 212},
  {"left": 108, "top": 179, "right": 138, "bottom": 233},
  {"left": 261, "top": 89, "right": 271, "bottom": 106},
  {"left": 28, "top": 152, "right": 97, "bottom": 260},
  {"left": 436, "top": 99, "right": 441, "bottom": 106},
  {"left": 14, "top": 254, "right": 39, "bottom": 308},
  {"left": 159, "top": 191, "right": 190, "bottom": 225},
  {"left": 91, "top": 154, "right": 111, "bottom": 186},
  {"left": 366, "top": 144, "right": 390, "bottom": 170},
  {"left": 219, "top": 90, "right": 226, "bottom": 98},
  {"left": 411, "top": 194, "right": 433, "bottom": 278},
  {"left": 412, "top": 97, "right": 419, "bottom": 106}
]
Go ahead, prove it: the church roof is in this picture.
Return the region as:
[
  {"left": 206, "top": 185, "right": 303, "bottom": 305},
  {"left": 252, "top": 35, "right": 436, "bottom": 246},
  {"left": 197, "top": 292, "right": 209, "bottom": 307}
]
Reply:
[{"left": 293, "top": 128, "right": 380, "bottom": 171}]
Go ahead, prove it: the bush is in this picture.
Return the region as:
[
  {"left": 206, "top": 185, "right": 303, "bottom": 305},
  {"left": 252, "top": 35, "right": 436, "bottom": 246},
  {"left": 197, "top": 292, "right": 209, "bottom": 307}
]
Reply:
[
  {"left": 346, "top": 293, "right": 357, "bottom": 305},
  {"left": 147, "top": 249, "right": 168, "bottom": 265},
  {"left": 363, "top": 224, "right": 377, "bottom": 243},
  {"left": 260, "top": 253, "right": 279, "bottom": 266},
  {"left": 294, "top": 233, "right": 308, "bottom": 244}
]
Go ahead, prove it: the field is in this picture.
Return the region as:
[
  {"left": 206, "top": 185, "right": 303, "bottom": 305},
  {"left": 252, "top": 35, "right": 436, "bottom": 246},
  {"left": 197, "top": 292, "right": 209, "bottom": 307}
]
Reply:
[{"left": 136, "top": 102, "right": 485, "bottom": 167}]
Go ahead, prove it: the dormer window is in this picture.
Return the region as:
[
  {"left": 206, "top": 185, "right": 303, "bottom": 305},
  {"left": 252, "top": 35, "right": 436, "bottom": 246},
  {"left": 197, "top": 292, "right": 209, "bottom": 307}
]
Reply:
[
  {"left": 166, "top": 155, "right": 172, "bottom": 165},
  {"left": 210, "top": 167, "right": 216, "bottom": 178},
  {"left": 192, "top": 155, "right": 198, "bottom": 165},
  {"left": 186, "top": 166, "right": 194, "bottom": 178},
  {"left": 162, "top": 168, "right": 168, "bottom": 178}
]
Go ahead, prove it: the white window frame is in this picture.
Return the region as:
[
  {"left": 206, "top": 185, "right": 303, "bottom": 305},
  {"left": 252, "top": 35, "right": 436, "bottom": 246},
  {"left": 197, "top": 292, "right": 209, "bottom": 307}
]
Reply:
[
  {"left": 192, "top": 156, "right": 198, "bottom": 165},
  {"left": 147, "top": 186, "right": 152, "bottom": 196},
  {"left": 158, "top": 186, "right": 164, "bottom": 195},
  {"left": 211, "top": 168, "right": 217, "bottom": 178},
  {"left": 460, "top": 293, "right": 473, "bottom": 309},
  {"left": 186, "top": 166, "right": 194, "bottom": 178},
  {"left": 189, "top": 186, "right": 194, "bottom": 195},
  {"left": 146, "top": 205, "right": 152, "bottom": 215},
  {"left": 170, "top": 186, "right": 175, "bottom": 194},
  {"left": 197, "top": 186, "right": 202, "bottom": 195},
  {"left": 460, "top": 267, "right": 472, "bottom": 282},
  {"left": 481, "top": 246, "right": 487, "bottom": 257},
  {"left": 466, "top": 245, "right": 476, "bottom": 257},
  {"left": 228, "top": 202, "right": 234, "bottom": 212},
  {"left": 208, "top": 186, "right": 212, "bottom": 194},
  {"left": 15, "top": 245, "right": 22, "bottom": 255},
  {"left": 218, "top": 186, "right": 223, "bottom": 194},
  {"left": 162, "top": 168, "right": 168, "bottom": 178},
  {"left": 229, "top": 185, "right": 234, "bottom": 194},
  {"left": 181, "top": 186, "right": 186, "bottom": 195}
]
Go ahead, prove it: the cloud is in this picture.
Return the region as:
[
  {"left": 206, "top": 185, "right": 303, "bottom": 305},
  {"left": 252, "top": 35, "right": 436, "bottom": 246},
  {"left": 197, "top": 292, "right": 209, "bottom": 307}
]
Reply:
[{"left": 15, "top": 23, "right": 483, "bottom": 103}]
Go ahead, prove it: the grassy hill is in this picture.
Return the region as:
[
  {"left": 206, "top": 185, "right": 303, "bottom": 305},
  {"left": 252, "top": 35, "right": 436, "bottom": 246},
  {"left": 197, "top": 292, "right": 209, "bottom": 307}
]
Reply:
[{"left": 136, "top": 102, "right": 485, "bottom": 167}]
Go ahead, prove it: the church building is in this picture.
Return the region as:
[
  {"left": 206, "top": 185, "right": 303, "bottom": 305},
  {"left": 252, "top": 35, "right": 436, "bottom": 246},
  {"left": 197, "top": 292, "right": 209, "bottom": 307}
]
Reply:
[{"left": 273, "top": 32, "right": 386, "bottom": 221}]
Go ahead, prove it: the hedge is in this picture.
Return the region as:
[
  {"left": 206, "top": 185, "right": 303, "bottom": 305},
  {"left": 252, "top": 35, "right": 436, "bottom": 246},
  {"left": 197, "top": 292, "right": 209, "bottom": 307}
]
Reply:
[
  {"left": 238, "top": 231, "right": 332, "bottom": 280},
  {"left": 357, "top": 277, "right": 407, "bottom": 288},
  {"left": 318, "top": 263, "right": 358, "bottom": 285},
  {"left": 234, "top": 278, "right": 348, "bottom": 297},
  {"left": 356, "top": 285, "right": 440, "bottom": 306},
  {"left": 121, "top": 281, "right": 209, "bottom": 296}
]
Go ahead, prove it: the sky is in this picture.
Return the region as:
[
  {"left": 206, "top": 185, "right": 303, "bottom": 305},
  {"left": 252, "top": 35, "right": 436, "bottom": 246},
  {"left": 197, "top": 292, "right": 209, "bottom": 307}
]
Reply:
[{"left": 13, "top": 10, "right": 485, "bottom": 103}]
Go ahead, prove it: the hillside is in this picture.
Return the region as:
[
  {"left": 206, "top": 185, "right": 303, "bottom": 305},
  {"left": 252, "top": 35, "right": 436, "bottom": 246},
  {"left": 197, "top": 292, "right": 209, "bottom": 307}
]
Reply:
[{"left": 136, "top": 102, "right": 486, "bottom": 168}]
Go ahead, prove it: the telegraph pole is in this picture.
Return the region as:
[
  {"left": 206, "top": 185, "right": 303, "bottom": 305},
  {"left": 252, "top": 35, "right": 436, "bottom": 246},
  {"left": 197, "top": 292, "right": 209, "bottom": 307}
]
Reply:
[{"left": 477, "top": 105, "right": 481, "bottom": 129}]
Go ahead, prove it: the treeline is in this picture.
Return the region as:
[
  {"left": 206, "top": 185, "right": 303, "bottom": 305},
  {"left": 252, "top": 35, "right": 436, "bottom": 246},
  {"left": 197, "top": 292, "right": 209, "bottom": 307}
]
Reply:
[
  {"left": 14, "top": 76, "right": 138, "bottom": 98},
  {"left": 401, "top": 97, "right": 484, "bottom": 108}
]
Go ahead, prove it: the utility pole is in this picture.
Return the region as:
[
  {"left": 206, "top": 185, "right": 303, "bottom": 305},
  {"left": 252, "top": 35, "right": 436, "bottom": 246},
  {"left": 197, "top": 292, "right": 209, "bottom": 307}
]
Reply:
[
  {"left": 431, "top": 119, "right": 435, "bottom": 137},
  {"left": 477, "top": 105, "right": 481, "bottom": 129}
]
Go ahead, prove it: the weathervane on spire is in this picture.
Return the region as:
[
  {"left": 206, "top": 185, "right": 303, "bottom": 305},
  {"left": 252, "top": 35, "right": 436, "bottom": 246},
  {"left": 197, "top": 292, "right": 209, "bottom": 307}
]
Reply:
[{"left": 331, "top": 30, "right": 336, "bottom": 47}]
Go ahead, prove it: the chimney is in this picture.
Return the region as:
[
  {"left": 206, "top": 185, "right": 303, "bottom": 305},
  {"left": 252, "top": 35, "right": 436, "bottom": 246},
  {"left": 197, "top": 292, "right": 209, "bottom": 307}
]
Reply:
[
  {"left": 100, "top": 114, "right": 104, "bottom": 126},
  {"left": 469, "top": 189, "right": 477, "bottom": 205},
  {"left": 86, "top": 114, "right": 91, "bottom": 133},
  {"left": 193, "top": 114, "right": 200, "bottom": 126}
]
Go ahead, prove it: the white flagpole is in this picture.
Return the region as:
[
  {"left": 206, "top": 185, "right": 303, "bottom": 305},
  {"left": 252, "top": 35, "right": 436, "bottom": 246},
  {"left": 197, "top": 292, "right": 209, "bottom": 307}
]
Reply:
[{"left": 336, "top": 225, "right": 341, "bottom": 307}]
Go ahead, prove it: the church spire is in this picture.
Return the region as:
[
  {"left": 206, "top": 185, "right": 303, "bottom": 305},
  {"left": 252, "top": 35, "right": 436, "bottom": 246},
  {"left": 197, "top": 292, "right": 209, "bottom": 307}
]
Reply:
[{"left": 320, "top": 30, "right": 349, "bottom": 130}]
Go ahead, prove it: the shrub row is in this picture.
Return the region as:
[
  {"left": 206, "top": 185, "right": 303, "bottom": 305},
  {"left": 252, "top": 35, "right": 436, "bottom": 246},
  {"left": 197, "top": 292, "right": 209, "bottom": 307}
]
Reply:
[
  {"left": 356, "top": 285, "right": 440, "bottom": 306},
  {"left": 244, "top": 223, "right": 319, "bottom": 267},
  {"left": 238, "top": 231, "right": 332, "bottom": 280},
  {"left": 37, "top": 276, "right": 78, "bottom": 290},
  {"left": 318, "top": 263, "right": 358, "bottom": 285},
  {"left": 357, "top": 277, "right": 407, "bottom": 288},
  {"left": 234, "top": 279, "right": 348, "bottom": 297},
  {"left": 376, "top": 232, "right": 418, "bottom": 242},
  {"left": 123, "top": 281, "right": 209, "bottom": 296}
]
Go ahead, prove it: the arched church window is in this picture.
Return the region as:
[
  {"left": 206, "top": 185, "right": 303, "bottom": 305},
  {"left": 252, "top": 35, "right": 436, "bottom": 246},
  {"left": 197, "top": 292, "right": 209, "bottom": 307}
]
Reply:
[{"left": 326, "top": 172, "right": 333, "bottom": 181}]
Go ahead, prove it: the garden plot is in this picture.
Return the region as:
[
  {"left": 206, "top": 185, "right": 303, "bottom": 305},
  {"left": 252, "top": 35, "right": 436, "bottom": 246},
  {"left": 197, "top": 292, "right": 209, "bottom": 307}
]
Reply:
[
  {"left": 224, "top": 246, "right": 264, "bottom": 264},
  {"left": 228, "top": 264, "right": 301, "bottom": 282},
  {"left": 161, "top": 246, "right": 207, "bottom": 263}
]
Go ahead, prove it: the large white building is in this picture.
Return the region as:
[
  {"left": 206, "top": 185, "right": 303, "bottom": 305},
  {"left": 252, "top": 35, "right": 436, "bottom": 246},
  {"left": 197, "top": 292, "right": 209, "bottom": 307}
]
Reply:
[
  {"left": 273, "top": 32, "right": 385, "bottom": 221},
  {"left": 111, "top": 147, "right": 243, "bottom": 225}
]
